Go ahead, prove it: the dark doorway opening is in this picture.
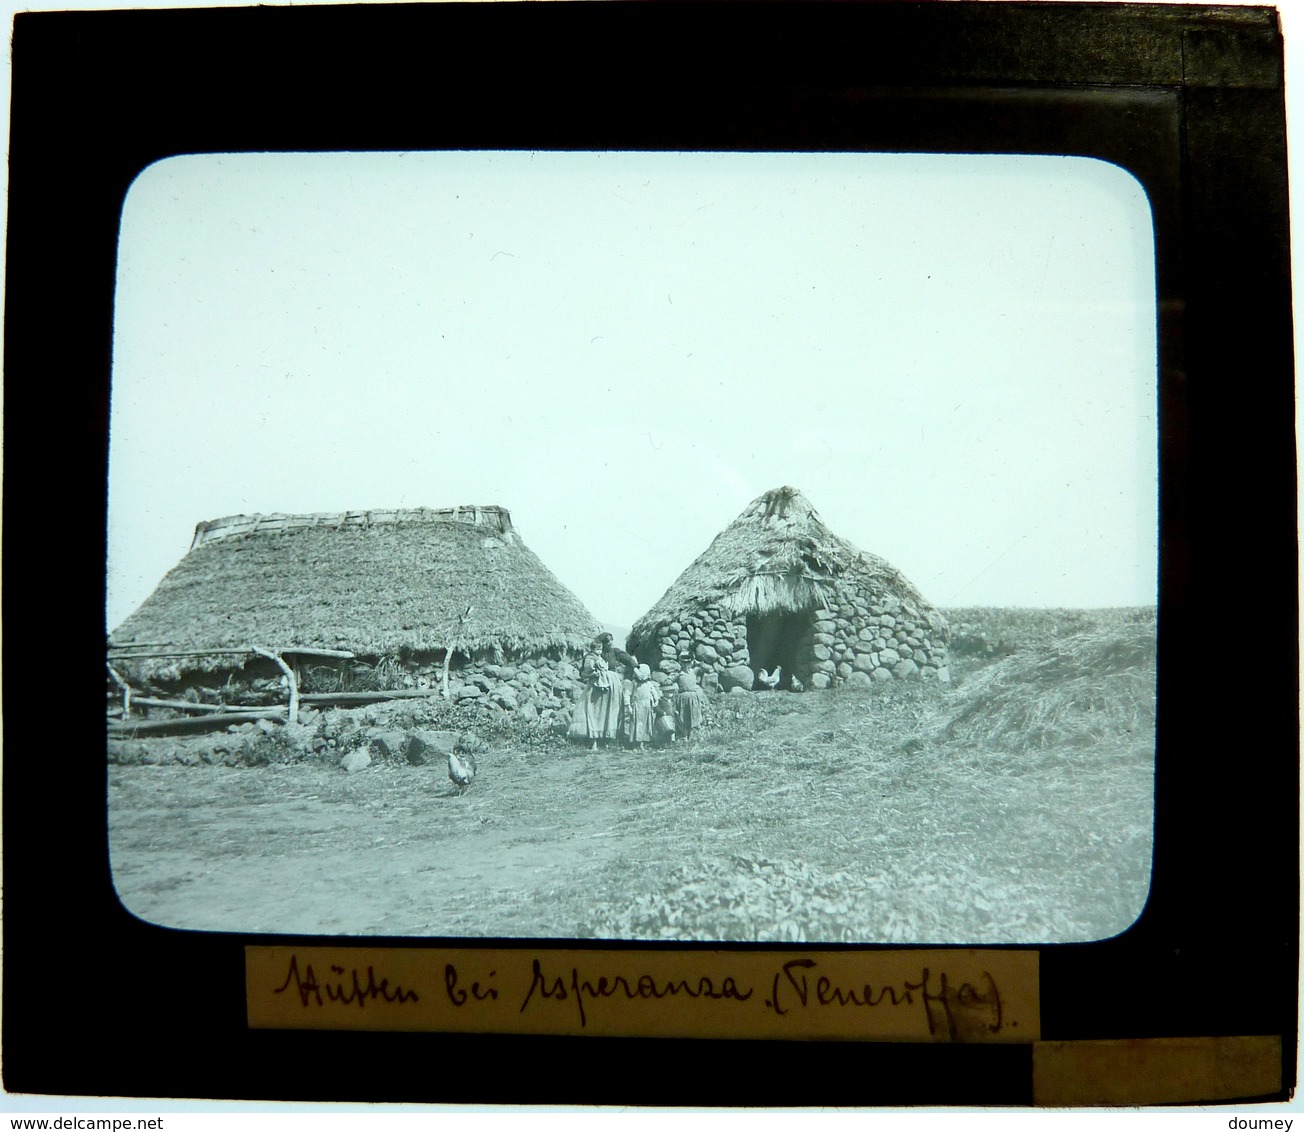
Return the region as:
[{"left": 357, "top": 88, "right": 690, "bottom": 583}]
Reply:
[{"left": 745, "top": 610, "right": 808, "bottom": 690}]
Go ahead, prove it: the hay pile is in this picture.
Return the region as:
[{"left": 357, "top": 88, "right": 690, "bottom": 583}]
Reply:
[{"left": 942, "top": 622, "right": 1157, "bottom": 751}]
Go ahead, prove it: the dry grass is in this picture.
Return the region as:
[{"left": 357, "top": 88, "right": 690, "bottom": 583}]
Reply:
[
  {"left": 109, "top": 612, "right": 1157, "bottom": 944},
  {"left": 941, "top": 621, "right": 1156, "bottom": 751},
  {"left": 578, "top": 618, "right": 1156, "bottom": 944}
]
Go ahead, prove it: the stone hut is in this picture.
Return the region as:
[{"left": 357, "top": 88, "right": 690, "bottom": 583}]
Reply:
[
  {"left": 626, "top": 487, "right": 949, "bottom": 691},
  {"left": 108, "top": 505, "right": 603, "bottom": 721}
]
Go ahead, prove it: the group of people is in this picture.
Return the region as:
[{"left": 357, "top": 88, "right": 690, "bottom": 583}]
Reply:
[{"left": 568, "top": 633, "right": 709, "bottom": 750}]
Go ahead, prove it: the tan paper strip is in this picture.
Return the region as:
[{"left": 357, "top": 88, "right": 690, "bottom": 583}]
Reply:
[
  {"left": 247, "top": 946, "right": 1039, "bottom": 1042},
  {"left": 1033, "top": 1035, "right": 1283, "bottom": 1106}
]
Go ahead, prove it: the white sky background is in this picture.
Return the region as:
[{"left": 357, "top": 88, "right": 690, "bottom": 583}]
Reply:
[{"left": 107, "top": 150, "right": 1157, "bottom": 631}]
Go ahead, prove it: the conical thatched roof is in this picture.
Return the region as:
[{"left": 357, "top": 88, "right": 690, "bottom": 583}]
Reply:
[
  {"left": 110, "top": 506, "right": 602, "bottom": 670},
  {"left": 630, "top": 486, "right": 941, "bottom": 639}
]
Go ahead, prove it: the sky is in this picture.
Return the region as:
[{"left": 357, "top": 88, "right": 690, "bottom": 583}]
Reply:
[{"left": 106, "top": 149, "right": 1158, "bottom": 631}]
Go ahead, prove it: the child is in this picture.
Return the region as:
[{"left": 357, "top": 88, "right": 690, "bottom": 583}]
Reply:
[
  {"left": 675, "top": 669, "right": 708, "bottom": 741},
  {"left": 624, "top": 664, "right": 661, "bottom": 749},
  {"left": 654, "top": 694, "right": 678, "bottom": 743}
]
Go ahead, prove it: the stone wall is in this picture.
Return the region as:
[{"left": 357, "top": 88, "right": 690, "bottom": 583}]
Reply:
[
  {"left": 441, "top": 655, "right": 583, "bottom": 723},
  {"left": 388, "top": 650, "right": 584, "bottom": 724},
  {"left": 798, "top": 594, "right": 949, "bottom": 689},
  {"left": 643, "top": 603, "right": 757, "bottom": 691},
  {"left": 123, "top": 649, "right": 590, "bottom": 726},
  {"left": 636, "top": 591, "right": 949, "bottom": 692}
]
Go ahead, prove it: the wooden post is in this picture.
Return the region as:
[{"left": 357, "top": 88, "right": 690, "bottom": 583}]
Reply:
[
  {"left": 105, "top": 662, "right": 132, "bottom": 719},
  {"left": 441, "top": 646, "right": 454, "bottom": 700},
  {"left": 251, "top": 647, "right": 298, "bottom": 724}
]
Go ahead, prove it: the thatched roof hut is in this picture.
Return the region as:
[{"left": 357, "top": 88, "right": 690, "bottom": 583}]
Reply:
[
  {"left": 110, "top": 505, "right": 602, "bottom": 677},
  {"left": 628, "top": 486, "right": 949, "bottom": 690}
]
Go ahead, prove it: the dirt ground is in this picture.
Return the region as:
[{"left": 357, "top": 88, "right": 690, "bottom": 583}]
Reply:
[
  {"left": 108, "top": 676, "right": 1155, "bottom": 943},
  {"left": 110, "top": 744, "right": 665, "bottom": 937}
]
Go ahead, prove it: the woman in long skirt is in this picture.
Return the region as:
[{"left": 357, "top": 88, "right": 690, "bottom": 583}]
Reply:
[
  {"left": 675, "top": 670, "right": 708, "bottom": 741},
  {"left": 569, "top": 637, "right": 615, "bottom": 750}
]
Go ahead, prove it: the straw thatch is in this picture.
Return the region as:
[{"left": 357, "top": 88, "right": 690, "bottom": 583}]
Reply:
[
  {"left": 629, "top": 487, "right": 949, "bottom": 689},
  {"left": 110, "top": 506, "right": 602, "bottom": 674},
  {"left": 634, "top": 486, "right": 936, "bottom": 626}
]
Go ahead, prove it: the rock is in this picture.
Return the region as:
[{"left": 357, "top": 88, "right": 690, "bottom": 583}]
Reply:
[
  {"left": 812, "top": 659, "right": 836, "bottom": 675},
  {"left": 454, "top": 685, "right": 484, "bottom": 700},
  {"left": 340, "top": 749, "right": 371, "bottom": 772},
  {"left": 893, "top": 658, "right": 920, "bottom": 679},
  {"left": 880, "top": 614, "right": 897, "bottom": 628},
  {"left": 852, "top": 652, "right": 877, "bottom": 672},
  {"left": 812, "top": 644, "right": 832, "bottom": 661},
  {"left": 494, "top": 689, "right": 519, "bottom": 710},
  {"left": 938, "top": 666, "right": 952, "bottom": 684},
  {"left": 401, "top": 733, "right": 432, "bottom": 765},
  {"left": 719, "top": 665, "right": 755, "bottom": 692},
  {"left": 414, "top": 729, "right": 458, "bottom": 755},
  {"left": 878, "top": 648, "right": 901, "bottom": 667},
  {"left": 729, "top": 686, "right": 749, "bottom": 695},
  {"left": 858, "top": 627, "right": 876, "bottom": 641},
  {"left": 846, "top": 671, "right": 874, "bottom": 690},
  {"left": 368, "top": 731, "right": 405, "bottom": 760},
  {"left": 809, "top": 672, "right": 832, "bottom": 689},
  {"left": 872, "top": 667, "right": 895, "bottom": 682},
  {"left": 107, "top": 740, "right": 135, "bottom": 765},
  {"left": 897, "top": 646, "right": 914, "bottom": 659},
  {"left": 836, "top": 662, "right": 854, "bottom": 679},
  {"left": 518, "top": 702, "right": 539, "bottom": 722},
  {"left": 695, "top": 643, "right": 720, "bottom": 663}
]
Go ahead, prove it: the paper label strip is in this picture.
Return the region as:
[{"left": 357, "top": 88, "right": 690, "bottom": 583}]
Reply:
[{"left": 246, "top": 946, "right": 1039, "bottom": 1042}]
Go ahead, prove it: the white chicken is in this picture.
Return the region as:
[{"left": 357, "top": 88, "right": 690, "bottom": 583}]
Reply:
[
  {"left": 448, "top": 749, "right": 478, "bottom": 794},
  {"left": 756, "top": 666, "right": 783, "bottom": 690}
]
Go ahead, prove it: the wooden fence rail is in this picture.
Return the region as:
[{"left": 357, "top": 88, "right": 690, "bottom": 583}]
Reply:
[{"left": 104, "top": 645, "right": 356, "bottom": 726}]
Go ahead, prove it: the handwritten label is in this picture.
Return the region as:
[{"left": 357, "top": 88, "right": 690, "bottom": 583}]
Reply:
[{"left": 246, "top": 947, "right": 1039, "bottom": 1042}]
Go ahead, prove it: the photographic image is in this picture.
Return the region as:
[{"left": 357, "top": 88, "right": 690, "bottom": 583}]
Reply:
[{"left": 105, "top": 149, "right": 1158, "bottom": 945}]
